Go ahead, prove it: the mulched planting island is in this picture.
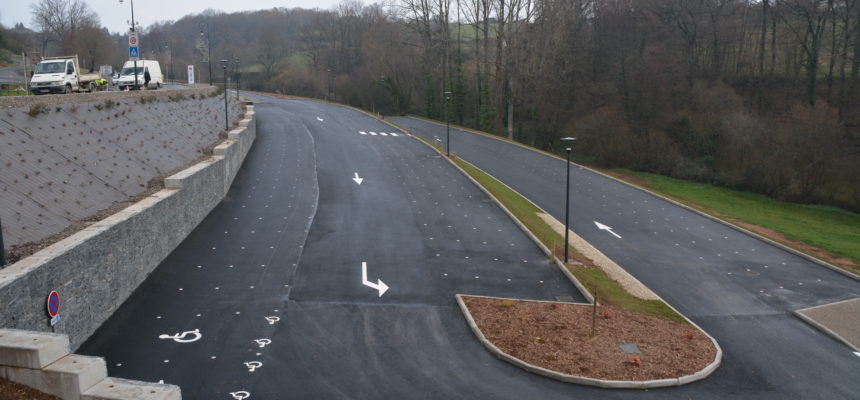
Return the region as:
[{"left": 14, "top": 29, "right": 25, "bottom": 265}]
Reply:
[
  {"left": 462, "top": 296, "right": 717, "bottom": 381},
  {"left": 0, "top": 378, "right": 59, "bottom": 400}
]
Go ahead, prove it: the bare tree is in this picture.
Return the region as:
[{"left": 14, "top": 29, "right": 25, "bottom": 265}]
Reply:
[{"left": 30, "top": 0, "right": 99, "bottom": 51}]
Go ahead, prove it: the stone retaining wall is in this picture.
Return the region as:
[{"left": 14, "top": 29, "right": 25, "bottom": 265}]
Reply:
[
  {"left": 0, "top": 104, "right": 255, "bottom": 350},
  {"left": 0, "top": 88, "right": 242, "bottom": 250}
]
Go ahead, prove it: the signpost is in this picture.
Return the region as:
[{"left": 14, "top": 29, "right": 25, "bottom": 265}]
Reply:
[
  {"left": 128, "top": 29, "right": 139, "bottom": 89},
  {"left": 46, "top": 291, "right": 60, "bottom": 326},
  {"left": 128, "top": 31, "right": 139, "bottom": 61},
  {"left": 187, "top": 65, "right": 195, "bottom": 85}
]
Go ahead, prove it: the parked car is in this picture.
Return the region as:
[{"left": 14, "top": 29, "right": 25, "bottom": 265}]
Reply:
[
  {"left": 29, "top": 55, "right": 100, "bottom": 94},
  {"left": 115, "top": 60, "right": 163, "bottom": 90}
]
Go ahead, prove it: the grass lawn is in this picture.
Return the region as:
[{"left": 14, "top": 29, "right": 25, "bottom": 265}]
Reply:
[
  {"left": 613, "top": 169, "right": 860, "bottom": 274},
  {"left": 453, "top": 157, "right": 684, "bottom": 322}
]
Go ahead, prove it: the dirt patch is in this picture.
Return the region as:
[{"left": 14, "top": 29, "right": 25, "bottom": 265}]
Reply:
[
  {"left": 731, "top": 220, "right": 859, "bottom": 274},
  {"left": 0, "top": 378, "right": 59, "bottom": 400},
  {"left": 597, "top": 168, "right": 652, "bottom": 187},
  {"left": 462, "top": 296, "right": 717, "bottom": 381}
]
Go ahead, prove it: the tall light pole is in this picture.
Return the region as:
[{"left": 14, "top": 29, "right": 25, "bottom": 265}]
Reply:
[
  {"left": 233, "top": 56, "right": 240, "bottom": 100},
  {"left": 326, "top": 68, "right": 333, "bottom": 101},
  {"left": 0, "top": 216, "right": 6, "bottom": 266},
  {"left": 560, "top": 137, "right": 576, "bottom": 263},
  {"left": 162, "top": 42, "right": 172, "bottom": 82},
  {"left": 200, "top": 21, "right": 212, "bottom": 86},
  {"left": 444, "top": 91, "right": 452, "bottom": 157},
  {"left": 221, "top": 59, "right": 229, "bottom": 131},
  {"left": 119, "top": 0, "right": 138, "bottom": 90}
]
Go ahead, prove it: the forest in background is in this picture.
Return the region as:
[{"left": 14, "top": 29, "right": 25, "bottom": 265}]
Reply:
[{"left": 2, "top": 0, "right": 860, "bottom": 212}]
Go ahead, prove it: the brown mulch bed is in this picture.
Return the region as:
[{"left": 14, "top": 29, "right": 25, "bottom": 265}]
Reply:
[
  {"left": 462, "top": 296, "right": 717, "bottom": 381},
  {"left": 0, "top": 378, "right": 59, "bottom": 400}
]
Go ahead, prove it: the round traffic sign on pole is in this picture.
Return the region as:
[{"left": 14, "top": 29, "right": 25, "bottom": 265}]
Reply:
[{"left": 47, "top": 291, "right": 60, "bottom": 318}]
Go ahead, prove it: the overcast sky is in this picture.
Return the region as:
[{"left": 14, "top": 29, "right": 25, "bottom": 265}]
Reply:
[{"left": 2, "top": 0, "right": 339, "bottom": 34}]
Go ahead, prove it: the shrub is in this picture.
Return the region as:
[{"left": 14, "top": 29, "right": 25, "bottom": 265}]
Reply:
[{"left": 26, "top": 104, "right": 49, "bottom": 117}]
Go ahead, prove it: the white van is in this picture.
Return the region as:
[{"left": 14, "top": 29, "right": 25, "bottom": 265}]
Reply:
[{"left": 115, "top": 60, "right": 163, "bottom": 90}]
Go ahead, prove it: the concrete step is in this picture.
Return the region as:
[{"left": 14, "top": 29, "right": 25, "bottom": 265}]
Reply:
[
  {"left": 0, "top": 329, "right": 69, "bottom": 369},
  {"left": 1, "top": 354, "right": 107, "bottom": 400},
  {"left": 82, "top": 377, "right": 181, "bottom": 400}
]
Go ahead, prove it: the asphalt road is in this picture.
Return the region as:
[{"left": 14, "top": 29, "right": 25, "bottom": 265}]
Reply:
[
  {"left": 78, "top": 95, "right": 595, "bottom": 399},
  {"left": 392, "top": 116, "right": 860, "bottom": 399}
]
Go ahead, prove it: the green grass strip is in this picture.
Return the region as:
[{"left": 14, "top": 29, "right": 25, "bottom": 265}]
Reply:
[
  {"left": 616, "top": 169, "right": 860, "bottom": 273},
  {"left": 453, "top": 158, "right": 684, "bottom": 322}
]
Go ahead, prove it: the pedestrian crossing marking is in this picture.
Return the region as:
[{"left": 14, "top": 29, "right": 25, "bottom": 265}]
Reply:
[{"left": 357, "top": 131, "right": 403, "bottom": 137}]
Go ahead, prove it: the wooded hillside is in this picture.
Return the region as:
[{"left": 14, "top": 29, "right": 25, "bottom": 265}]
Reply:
[{"left": 5, "top": 0, "right": 860, "bottom": 211}]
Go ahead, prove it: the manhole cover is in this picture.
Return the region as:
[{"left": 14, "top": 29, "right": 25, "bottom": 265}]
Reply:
[{"left": 618, "top": 343, "right": 641, "bottom": 354}]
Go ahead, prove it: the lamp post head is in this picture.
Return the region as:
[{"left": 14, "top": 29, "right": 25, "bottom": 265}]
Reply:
[
  {"left": 561, "top": 137, "right": 575, "bottom": 152},
  {"left": 220, "top": 60, "right": 228, "bottom": 70}
]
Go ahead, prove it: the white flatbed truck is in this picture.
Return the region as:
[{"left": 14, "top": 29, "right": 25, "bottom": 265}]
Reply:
[{"left": 30, "top": 55, "right": 101, "bottom": 95}]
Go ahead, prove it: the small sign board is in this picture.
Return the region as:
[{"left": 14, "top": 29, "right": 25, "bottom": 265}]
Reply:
[
  {"left": 129, "top": 46, "right": 140, "bottom": 61},
  {"left": 128, "top": 31, "right": 138, "bottom": 47},
  {"left": 47, "top": 291, "right": 61, "bottom": 326},
  {"left": 187, "top": 65, "right": 195, "bottom": 85}
]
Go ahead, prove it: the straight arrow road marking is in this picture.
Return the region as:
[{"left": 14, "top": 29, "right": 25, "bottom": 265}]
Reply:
[
  {"left": 353, "top": 173, "right": 363, "bottom": 185},
  {"left": 361, "top": 262, "right": 389, "bottom": 297},
  {"left": 594, "top": 221, "right": 622, "bottom": 239}
]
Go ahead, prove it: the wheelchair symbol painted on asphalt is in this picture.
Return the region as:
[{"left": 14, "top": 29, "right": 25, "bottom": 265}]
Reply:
[
  {"left": 158, "top": 329, "right": 202, "bottom": 343},
  {"left": 244, "top": 361, "right": 262, "bottom": 372},
  {"left": 254, "top": 338, "right": 271, "bottom": 348}
]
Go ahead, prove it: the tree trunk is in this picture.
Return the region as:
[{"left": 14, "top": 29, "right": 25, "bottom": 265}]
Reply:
[{"left": 759, "top": 0, "right": 768, "bottom": 77}]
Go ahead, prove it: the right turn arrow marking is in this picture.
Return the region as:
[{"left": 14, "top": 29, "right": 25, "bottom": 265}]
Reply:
[{"left": 361, "top": 262, "right": 389, "bottom": 297}]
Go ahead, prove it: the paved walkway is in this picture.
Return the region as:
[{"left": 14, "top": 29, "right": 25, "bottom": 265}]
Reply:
[{"left": 797, "top": 297, "right": 860, "bottom": 351}]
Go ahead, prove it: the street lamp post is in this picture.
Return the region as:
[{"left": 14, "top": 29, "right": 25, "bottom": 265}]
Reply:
[
  {"left": 162, "top": 42, "right": 172, "bottom": 82},
  {"left": 200, "top": 21, "right": 212, "bottom": 86},
  {"left": 221, "top": 59, "right": 228, "bottom": 131},
  {"left": 234, "top": 56, "right": 240, "bottom": 100},
  {"left": 0, "top": 216, "right": 6, "bottom": 266},
  {"left": 444, "top": 91, "right": 452, "bottom": 157},
  {"left": 119, "top": 0, "right": 138, "bottom": 90},
  {"left": 326, "top": 68, "right": 333, "bottom": 101},
  {"left": 560, "top": 137, "right": 576, "bottom": 263}
]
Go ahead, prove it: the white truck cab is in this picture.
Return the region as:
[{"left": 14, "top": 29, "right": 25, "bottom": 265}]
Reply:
[
  {"left": 30, "top": 55, "right": 100, "bottom": 95},
  {"left": 116, "top": 60, "right": 163, "bottom": 90}
]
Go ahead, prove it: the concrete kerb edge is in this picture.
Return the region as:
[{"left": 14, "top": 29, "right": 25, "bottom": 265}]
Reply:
[
  {"left": 455, "top": 294, "right": 718, "bottom": 389},
  {"left": 389, "top": 119, "right": 721, "bottom": 388},
  {"left": 793, "top": 308, "right": 860, "bottom": 352},
  {"left": 404, "top": 116, "right": 860, "bottom": 282}
]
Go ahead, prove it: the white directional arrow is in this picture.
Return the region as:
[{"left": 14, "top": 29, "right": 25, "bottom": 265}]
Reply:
[
  {"left": 352, "top": 172, "right": 364, "bottom": 185},
  {"left": 361, "top": 262, "right": 389, "bottom": 297},
  {"left": 317, "top": 117, "right": 324, "bottom": 122},
  {"left": 594, "top": 221, "right": 622, "bottom": 239}
]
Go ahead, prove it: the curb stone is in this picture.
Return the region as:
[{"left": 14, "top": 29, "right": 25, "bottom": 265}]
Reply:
[
  {"left": 389, "top": 118, "right": 723, "bottom": 388},
  {"left": 456, "top": 294, "right": 721, "bottom": 389},
  {"left": 794, "top": 297, "right": 860, "bottom": 352}
]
